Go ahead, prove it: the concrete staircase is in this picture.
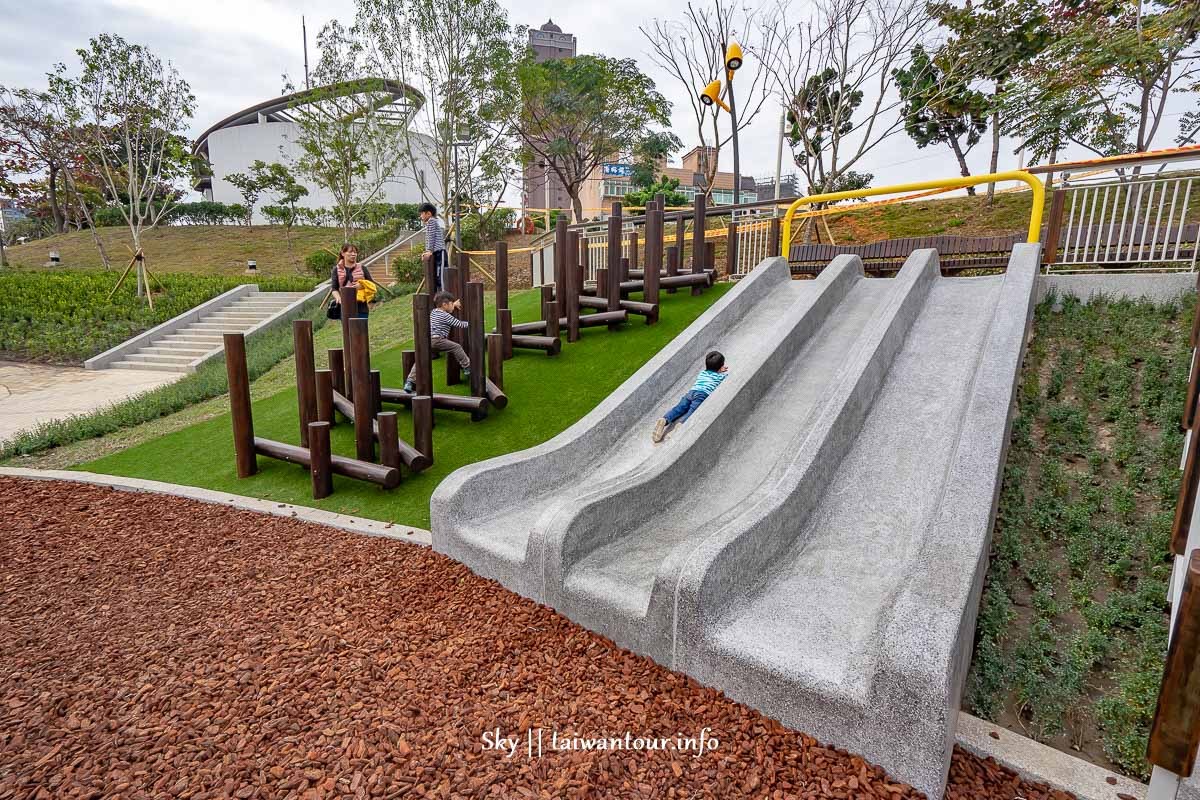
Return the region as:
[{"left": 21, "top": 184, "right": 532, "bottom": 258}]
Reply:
[{"left": 108, "top": 290, "right": 312, "bottom": 373}]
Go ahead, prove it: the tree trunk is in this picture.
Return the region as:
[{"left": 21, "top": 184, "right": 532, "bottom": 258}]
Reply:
[
  {"left": 949, "top": 137, "right": 975, "bottom": 196},
  {"left": 570, "top": 192, "right": 584, "bottom": 224},
  {"left": 986, "top": 83, "right": 1002, "bottom": 205},
  {"left": 48, "top": 163, "right": 65, "bottom": 234}
]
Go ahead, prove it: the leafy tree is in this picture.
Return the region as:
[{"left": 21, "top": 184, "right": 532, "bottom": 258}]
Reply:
[
  {"left": 0, "top": 87, "right": 73, "bottom": 232},
  {"left": 285, "top": 21, "right": 409, "bottom": 242},
  {"left": 625, "top": 175, "right": 690, "bottom": 209},
  {"left": 225, "top": 167, "right": 268, "bottom": 226},
  {"left": 1000, "top": 0, "right": 1199, "bottom": 161},
  {"left": 48, "top": 34, "right": 197, "bottom": 295},
  {"left": 355, "top": 0, "right": 524, "bottom": 238},
  {"left": 928, "top": 0, "right": 1052, "bottom": 201},
  {"left": 631, "top": 131, "right": 683, "bottom": 189},
  {"left": 513, "top": 55, "right": 673, "bottom": 222},
  {"left": 894, "top": 45, "right": 989, "bottom": 193}
]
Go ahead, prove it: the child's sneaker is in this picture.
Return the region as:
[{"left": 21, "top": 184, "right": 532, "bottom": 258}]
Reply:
[
  {"left": 403, "top": 380, "right": 415, "bottom": 394},
  {"left": 651, "top": 418, "right": 667, "bottom": 443}
]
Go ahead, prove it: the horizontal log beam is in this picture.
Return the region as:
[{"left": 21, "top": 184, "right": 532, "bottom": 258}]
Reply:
[{"left": 253, "top": 437, "right": 400, "bottom": 489}]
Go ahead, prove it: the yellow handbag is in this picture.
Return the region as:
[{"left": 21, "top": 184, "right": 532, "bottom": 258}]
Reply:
[{"left": 356, "top": 279, "right": 378, "bottom": 304}]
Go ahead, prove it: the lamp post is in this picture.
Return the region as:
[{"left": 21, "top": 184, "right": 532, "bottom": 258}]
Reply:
[
  {"left": 452, "top": 140, "right": 470, "bottom": 250},
  {"left": 699, "top": 41, "right": 744, "bottom": 205}
]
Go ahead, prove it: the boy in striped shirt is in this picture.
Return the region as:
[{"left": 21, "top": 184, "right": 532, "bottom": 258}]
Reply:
[
  {"left": 652, "top": 351, "right": 729, "bottom": 443},
  {"left": 403, "top": 291, "right": 470, "bottom": 393},
  {"left": 419, "top": 202, "right": 447, "bottom": 291}
]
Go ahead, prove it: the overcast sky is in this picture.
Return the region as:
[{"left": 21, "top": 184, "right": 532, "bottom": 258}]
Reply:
[{"left": 2, "top": 0, "right": 1194, "bottom": 203}]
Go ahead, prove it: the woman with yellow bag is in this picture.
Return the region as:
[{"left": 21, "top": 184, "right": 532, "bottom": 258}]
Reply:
[{"left": 330, "top": 243, "right": 377, "bottom": 319}]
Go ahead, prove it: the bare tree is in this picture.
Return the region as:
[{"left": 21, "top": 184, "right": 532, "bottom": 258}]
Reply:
[
  {"left": 764, "top": 0, "right": 936, "bottom": 237},
  {"left": 640, "top": 1, "right": 783, "bottom": 201}
]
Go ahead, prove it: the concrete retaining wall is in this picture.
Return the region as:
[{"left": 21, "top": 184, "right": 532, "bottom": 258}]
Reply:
[{"left": 1037, "top": 272, "right": 1195, "bottom": 305}]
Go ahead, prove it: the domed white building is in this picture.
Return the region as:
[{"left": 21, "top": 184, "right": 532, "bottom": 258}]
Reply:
[{"left": 194, "top": 79, "right": 443, "bottom": 221}]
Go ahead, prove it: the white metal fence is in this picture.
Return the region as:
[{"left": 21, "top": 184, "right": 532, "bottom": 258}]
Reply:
[{"left": 1049, "top": 171, "right": 1199, "bottom": 273}]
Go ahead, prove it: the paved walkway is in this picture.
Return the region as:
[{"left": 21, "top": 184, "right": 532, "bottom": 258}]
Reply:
[{"left": 0, "top": 361, "right": 178, "bottom": 443}]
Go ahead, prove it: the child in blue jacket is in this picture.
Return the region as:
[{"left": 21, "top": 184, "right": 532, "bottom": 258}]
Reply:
[{"left": 652, "top": 351, "right": 728, "bottom": 443}]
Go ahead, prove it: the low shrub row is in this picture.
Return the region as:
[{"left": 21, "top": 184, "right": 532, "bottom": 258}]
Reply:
[{"left": 0, "top": 270, "right": 318, "bottom": 363}]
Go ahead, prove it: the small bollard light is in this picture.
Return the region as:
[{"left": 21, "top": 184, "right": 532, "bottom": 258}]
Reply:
[
  {"left": 48, "top": 250, "right": 61, "bottom": 264},
  {"left": 245, "top": 259, "right": 258, "bottom": 275}
]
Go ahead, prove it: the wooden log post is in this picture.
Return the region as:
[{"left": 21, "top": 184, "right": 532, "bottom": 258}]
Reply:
[
  {"left": 422, "top": 251, "right": 437, "bottom": 295},
  {"left": 621, "top": 256, "right": 631, "bottom": 286},
  {"left": 370, "top": 370, "right": 382, "bottom": 418},
  {"left": 566, "top": 232, "right": 581, "bottom": 343},
  {"left": 328, "top": 348, "right": 345, "bottom": 397},
  {"left": 339, "top": 286, "right": 357, "bottom": 399},
  {"left": 727, "top": 220, "right": 739, "bottom": 277},
  {"left": 554, "top": 216, "right": 568, "bottom": 298},
  {"left": 1042, "top": 190, "right": 1066, "bottom": 266},
  {"left": 495, "top": 239, "right": 509, "bottom": 325},
  {"left": 413, "top": 293, "right": 434, "bottom": 398},
  {"left": 607, "top": 202, "right": 622, "bottom": 307},
  {"left": 488, "top": 333, "right": 504, "bottom": 391},
  {"left": 706, "top": 241, "right": 716, "bottom": 279},
  {"left": 666, "top": 245, "right": 680, "bottom": 294},
  {"left": 691, "top": 194, "right": 707, "bottom": 296},
  {"left": 541, "top": 284, "right": 556, "bottom": 325},
  {"left": 645, "top": 205, "right": 662, "bottom": 311},
  {"left": 675, "top": 215, "right": 685, "bottom": 263},
  {"left": 545, "top": 300, "right": 560, "bottom": 339},
  {"left": 769, "top": 216, "right": 782, "bottom": 259},
  {"left": 348, "top": 318, "right": 375, "bottom": 462},
  {"left": 315, "top": 369, "right": 334, "bottom": 426},
  {"left": 413, "top": 395, "right": 433, "bottom": 462},
  {"left": 466, "top": 281, "right": 487, "bottom": 399},
  {"left": 1148, "top": 550, "right": 1200, "bottom": 776},
  {"left": 309, "top": 421, "right": 333, "bottom": 499},
  {"left": 498, "top": 307, "right": 514, "bottom": 359},
  {"left": 402, "top": 350, "right": 415, "bottom": 381},
  {"left": 224, "top": 333, "right": 257, "bottom": 478},
  {"left": 377, "top": 412, "right": 402, "bottom": 474},
  {"left": 293, "top": 319, "right": 317, "bottom": 448},
  {"left": 444, "top": 266, "right": 462, "bottom": 386}
]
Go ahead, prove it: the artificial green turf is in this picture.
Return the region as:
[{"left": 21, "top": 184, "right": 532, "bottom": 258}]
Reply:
[{"left": 79, "top": 284, "right": 732, "bottom": 528}]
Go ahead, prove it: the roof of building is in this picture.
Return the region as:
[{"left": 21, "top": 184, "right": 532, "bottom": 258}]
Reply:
[
  {"left": 540, "top": 19, "right": 563, "bottom": 32},
  {"left": 192, "top": 78, "right": 425, "bottom": 160}
]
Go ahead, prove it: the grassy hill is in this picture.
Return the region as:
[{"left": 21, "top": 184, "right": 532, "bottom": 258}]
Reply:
[{"left": 5, "top": 225, "right": 358, "bottom": 276}]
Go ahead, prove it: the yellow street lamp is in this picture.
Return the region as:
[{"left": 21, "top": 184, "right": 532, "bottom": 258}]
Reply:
[{"left": 697, "top": 41, "right": 745, "bottom": 205}]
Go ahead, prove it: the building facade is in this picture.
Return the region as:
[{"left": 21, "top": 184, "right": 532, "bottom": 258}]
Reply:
[
  {"left": 578, "top": 145, "right": 758, "bottom": 218},
  {"left": 522, "top": 20, "right": 576, "bottom": 219},
  {"left": 194, "top": 80, "right": 442, "bottom": 223}
]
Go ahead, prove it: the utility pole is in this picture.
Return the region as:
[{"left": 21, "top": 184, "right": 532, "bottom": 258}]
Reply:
[
  {"left": 302, "top": 16, "right": 311, "bottom": 90},
  {"left": 774, "top": 108, "right": 786, "bottom": 204}
]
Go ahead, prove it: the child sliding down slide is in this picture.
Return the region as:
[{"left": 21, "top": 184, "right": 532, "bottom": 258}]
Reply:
[{"left": 652, "top": 351, "right": 729, "bottom": 443}]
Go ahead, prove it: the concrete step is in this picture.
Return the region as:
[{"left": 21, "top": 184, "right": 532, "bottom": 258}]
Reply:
[
  {"left": 126, "top": 352, "right": 196, "bottom": 365},
  {"left": 200, "top": 313, "right": 268, "bottom": 323},
  {"left": 185, "top": 323, "right": 257, "bottom": 332},
  {"left": 161, "top": 336, "right": 224, "bottom": 347},
  {"left": 250, "top": 292, "right": 311, "bottom": 300},
  {"left": 139, "top": 345, "right": 214, "bottom": 357},
  {"left": 110, "top": 360, "right": 192, "bottom": 373}
]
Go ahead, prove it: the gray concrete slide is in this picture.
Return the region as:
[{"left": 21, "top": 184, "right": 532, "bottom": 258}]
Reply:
[{"left": 432, "top": 244, "right": 1041, "bottom": 798}]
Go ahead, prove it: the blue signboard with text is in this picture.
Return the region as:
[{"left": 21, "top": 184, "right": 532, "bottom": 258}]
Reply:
[{"left": 602, "top": 163, "right": 634, "bottom": 177}]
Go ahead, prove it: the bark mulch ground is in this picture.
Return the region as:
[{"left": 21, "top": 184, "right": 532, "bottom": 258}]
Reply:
[{"left": 0, "top": 477, "right": 1075, "bottom": 800}]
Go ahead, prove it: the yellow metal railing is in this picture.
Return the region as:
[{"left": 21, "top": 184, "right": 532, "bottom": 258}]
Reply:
[{"left": 780, "top": 171, "right": 1047, "bottom": 258}]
